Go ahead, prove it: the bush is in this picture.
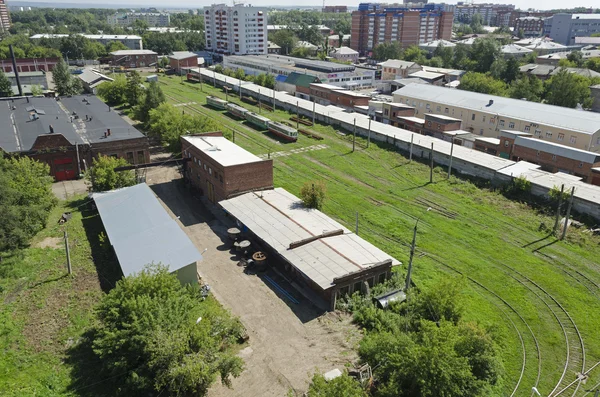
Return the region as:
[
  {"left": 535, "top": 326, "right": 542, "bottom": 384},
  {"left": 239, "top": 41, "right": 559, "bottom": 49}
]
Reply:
[
  {"left": 548, "top": 185, "right": 571, "bottom": 203},
  {"left": 307, "top": 372, "right": 367, "bottom": 397},
  {"left": 300, "top": 181, "right": 327, "bottom": 210},
  {"left": 85, "top": 155, "right": 136, "bottom": 192}
]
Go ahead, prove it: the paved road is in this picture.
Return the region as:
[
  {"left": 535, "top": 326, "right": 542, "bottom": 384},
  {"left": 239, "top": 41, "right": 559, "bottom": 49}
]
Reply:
[
  {"left": 145, "top": 164, "right": 359, "bottom": 396},
  {"left": 52, "top": 179, "right": 88, "bottom": 200}
]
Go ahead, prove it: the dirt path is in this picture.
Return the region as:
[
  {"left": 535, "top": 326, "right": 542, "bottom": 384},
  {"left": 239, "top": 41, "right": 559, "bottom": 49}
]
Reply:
[{"left": 144, "top": 164, "right": 359, "bottom": 396}]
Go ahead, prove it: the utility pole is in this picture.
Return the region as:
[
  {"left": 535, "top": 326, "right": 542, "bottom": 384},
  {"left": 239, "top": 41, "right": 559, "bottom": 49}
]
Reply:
[
  {"left": 213, "top": 70, "right": 216, "bottom": 86},
  {"left": 199, "top": 67, "right": 203, "bottom": 92},
  {"left": 352, "top": 118, "right": 357, "bottom": 152},
  {"left": 225, "top": 78, "right": 229, "bottom": 102},
  {"left": 232, "top": 129, "right": 236, "bottom": 143},
  {"left": 258, "top": 89, "right": 261, "bottom": 113},
  {"left": 296, "top": 101, "right": 299, "bottom": 129},
  {"left": 239, "top": 78, "right": 242, "bottom": 100},
  {"left": 367, "top": 118, "right": 371, "bottom": 148},
  {"left": 448, "top": 139, "right": 455, "bottom": 179},
  {"left": 406, "top": 209, "right": 430, "bottom": 291},
  {"left": 409, "top": 134, "right": 414, "bottom": 162},
  {"left": 64, "top": 231, "right": 72, "bottom": 275},
  {"left": 272, "top": 88, "right": 276, "bottom": 111},
  {"left": 429, "top": 142, "right": 434, "bottom": 183},
  {"left": 560, "top": 187, "right": 576, "bottom": 240},
  {"left": 312, "top": 100, "right": 316, "bottom": 125},
  {"left": 553, "top": 184, "right": 565, "bottom": 233},
  {"left": 355, "top": 211, "right": 359, "bottom": 235}
]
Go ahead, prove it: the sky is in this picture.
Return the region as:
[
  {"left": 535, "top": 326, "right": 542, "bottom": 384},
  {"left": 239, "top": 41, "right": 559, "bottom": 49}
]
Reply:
[{"left": 13, "top": 0, "right": 600, "bottom": 12}]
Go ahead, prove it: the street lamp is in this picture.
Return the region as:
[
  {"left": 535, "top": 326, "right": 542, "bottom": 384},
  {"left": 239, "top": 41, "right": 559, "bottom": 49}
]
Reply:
[{"left": 405, "top": 207, "right": 431, "bottom": 292}]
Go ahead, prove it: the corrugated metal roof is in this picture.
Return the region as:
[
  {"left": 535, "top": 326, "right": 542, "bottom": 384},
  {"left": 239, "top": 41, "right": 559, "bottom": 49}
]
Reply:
[
  {"left": 220, "top": 188, "right": 400, "bottom": 290},
  {"left": 93, "top": 183, "right": 202, "bottom": 277},
  {"left": 393, "top": 84, "right": 600, "bottom": 135},
  {"left": 284, "top": 72, "right": 319, "bottom": 88},
  {"left": 515, "top": 136, "right": 600, "bottom": 164}
]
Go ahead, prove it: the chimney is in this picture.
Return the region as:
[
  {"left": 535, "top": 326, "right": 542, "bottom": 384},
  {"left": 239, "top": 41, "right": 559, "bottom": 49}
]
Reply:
[
  {"left": 9, "top": 45, "right": 23, "bottom": 97},
  {"left": 487, "top": 99, "right": 494, "bottom": 107},
  {"left": 107, "top": 128, "right": 111, "bottom": 136},
  {"left": 49, "top": 124, "right": 54, "bottom": 134}
]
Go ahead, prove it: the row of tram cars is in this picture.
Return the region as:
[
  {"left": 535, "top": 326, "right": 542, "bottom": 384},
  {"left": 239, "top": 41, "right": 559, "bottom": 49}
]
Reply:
[{"left": 206, "top": 95, "right": 299, "bottom": 142}]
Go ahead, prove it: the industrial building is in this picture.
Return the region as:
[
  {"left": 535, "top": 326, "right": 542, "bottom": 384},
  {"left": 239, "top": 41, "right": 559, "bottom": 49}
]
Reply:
[
  {"left": 169, "top": 51, "right": 200, "bottom": 73},
  {"left": 0, "top": 57, "right": 60, "bottom": 74},
  {"left": 77, "top": 69, "right": 114, "bottom": 93},
  {"left": 93, "top": 183, "right": 203, "bottom": 284},
  {"left": 544, "top": 14, "right": 600, "bottom": 45},
  {"left": 30, "top": 34, "right": 143, "bottom": 50},
  {"left": 392, "top": 84, "right": 600, "bottom": 152},
  {"left": 110, "top": 50, "right": 158, "bottom": 68},
  {"left": 310, "top": 83, "right": 371, "bottom": 109},
  {"left": 107, "top": 12, "right": 170, "bottom": 27},
  {"left": 223, "top": 54, "right": 376, "bottom": 88},
  {"left": 0, "top": 0, "right": 10, "bottom": 32},
  {"left": 220, "top": 188, "right": 401, "bottom": 310},
  {"left": 378, "top": 59, "right": 422, "bottom": 80},
  {"left": 204, "top": 4, "right": 268, "bottom": 55},
  {"left": 0, "top": 95, "right": 149, "bottom": 181},
  {"left": 329, "top": 46, "right": 359, "bottom": 63},
  {"left": 181, "top": 133, "right": 273, "bottom": 203},
  {"left": 350, "top": 3, "right": 453, "bottom": 55},
  {"left": 323, "top": 5, "right": 348, "bottom": 13}
]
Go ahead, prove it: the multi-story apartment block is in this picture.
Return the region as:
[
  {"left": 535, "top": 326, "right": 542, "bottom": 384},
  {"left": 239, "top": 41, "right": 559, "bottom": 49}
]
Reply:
[
  {"left": 544, "top": 14, "right": 600, "bottom": 46},
  {"left": 204, "top": 4, "right": 267, "bottom": 55},
  {"left": 454, "top": 2, "right": 515, "bottom": 26},
  {"left": 107, "top": 12, "right": 170, "bottom": 27},
  {"left": 514, "top": 16, "right": 544, "bottom": 38},
  {"left": 350, "top": 3, "right": 453, "bottom": 55},
  {"left": 0, "top": 0, "right": 11, "bottom": 33},
  {"left": 323, "top": 5, "right": 348, "bottom": 13},
  {"left": 497, "top": 10, "right": 554, "bottom": 29},
  {"left": 392, "top": 84, "right": 600, "bottom": 153}
]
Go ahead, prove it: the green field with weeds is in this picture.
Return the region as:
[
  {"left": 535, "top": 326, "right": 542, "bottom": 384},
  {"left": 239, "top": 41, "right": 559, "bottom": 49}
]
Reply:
[{"left": 158, "top": 75, "right": 600, "bottom": 396}]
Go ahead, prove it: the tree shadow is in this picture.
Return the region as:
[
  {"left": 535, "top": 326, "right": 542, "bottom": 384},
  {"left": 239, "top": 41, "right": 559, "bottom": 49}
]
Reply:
[
  {"left": 522, "top": 233, "right": 553, "bottom": 248},
  {"left": 532, "top": 239, "right": 559, "bottom": 253}
]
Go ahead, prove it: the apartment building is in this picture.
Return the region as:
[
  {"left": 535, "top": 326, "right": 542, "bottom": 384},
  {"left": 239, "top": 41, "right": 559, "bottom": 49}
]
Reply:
[
  {"left": 350, "top": 3, "right": 453, "bottom": 55},
  {"left": 496, "top": 10, "right": 554, "bottom": 29},
  {"left": 0, "top": 0, "right": 10, "bottom": 33},
  {"left": 107, "top": 12, "right": 170, "bottom": 27},
  {"left": 544, "top": 14, "right": 600, "bottom": 45},
  {"left": 454, "top": 2, "right": 515, "bottom": 26},
  {"left": 204, "top": 4, "right": 267, "bottom": 55},
  {"left": 392, "top": 84, "right": 600, "bottom": 152},
  {"left": 514, "top": 16, "right": 544, "bottom": 38},
  {"left": 323, "top": 5, "right": 348, "bottom": 13},
  {"left": 31, "top": 34, "right": 143, "bottom": 50}
]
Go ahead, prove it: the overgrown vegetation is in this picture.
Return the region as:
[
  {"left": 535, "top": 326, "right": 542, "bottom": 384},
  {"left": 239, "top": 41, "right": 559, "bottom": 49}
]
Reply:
[
  {"left": 306, "top": 372, "right": 367, "bottom": 397},
  {"left": 52, "top": 57, "right": 82, "bottom": 96},
  {"left": 85, "top": 155, "right": 136, "bottom": 192},
  {"left": 300, "top": 180, "right": 327, "bottom": 210}
]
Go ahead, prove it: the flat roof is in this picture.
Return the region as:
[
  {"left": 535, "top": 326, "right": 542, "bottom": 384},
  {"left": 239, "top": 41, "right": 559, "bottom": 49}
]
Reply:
[
  {"left": 181, "top": 135, "right": 263, "bottom": 167},
  {"left": 515, "top": 136, "right": 600, "bottom": 164},
  {"left": 110, "top": 50, "right": 157, "bottom": 56},
  {"left": 426, "top": 114, "right": 462, "bottom": 122},
  {"left": 475, "top": 137, "right": 501, "bottom": 145},
  {"left": 397, "top": 116, "right": 425, "bottom": 124},
  {"left": 393, "top": 85, "right": 600, "bottom": 135},
  {"left": 169, "top": 51, "right": 198, "bottom": 60},
  {"left": 409, "top": 70, "right": 445, "bottom": 80},
  {"left": 220, "top": 188, "right": 400, "bottom": 290},
  {"left": 93, "top": 183, "right": 202, "bottom": 277}
]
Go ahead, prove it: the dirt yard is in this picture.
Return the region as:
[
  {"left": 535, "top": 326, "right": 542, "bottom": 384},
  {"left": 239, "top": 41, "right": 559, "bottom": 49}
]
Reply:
[{"left": 144, "top": 163, "right": 360, "bottom": 396}]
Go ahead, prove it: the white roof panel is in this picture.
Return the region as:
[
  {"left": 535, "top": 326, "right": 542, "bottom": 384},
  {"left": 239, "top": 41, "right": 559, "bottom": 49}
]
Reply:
[{"left": 182, "top": 135, "right": 263, "bottom": 167}]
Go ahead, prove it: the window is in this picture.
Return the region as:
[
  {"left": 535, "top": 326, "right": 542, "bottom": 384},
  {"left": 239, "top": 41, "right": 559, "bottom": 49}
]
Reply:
[
  {"left": 504, "top": 140, "right": 509, "bottom": 147},
  {"left": 536, "top": 150, "right": 540, "bottom": 157},
  {"left": 558, "top": 133, "right": 565, "bottom": 141},
  {"left": 552, "top": 154, "right": 557, "bottom": 161},
  {"left": 482, "top": 115, "right": 486, "bottom": 122},
  {"left": 471, "top": 113, "right": 475, "bottom": 121},
  {"left": 546, "top": 132, "right": 552, "bottom": 138},
  {"left": 479, "top": 129, "right": 483, "bottom": 135},
  {"left": 353, "top": 281, "right": 362, "bottom": 293},
  {"left": 535, "top": 129, "right": 541, "bottom": 136},
  {"left": 367, "top": 277, "right": 375, "bottom": 288},
  {"left": 525, "top": 126, "right": 531, "bottom": 132},
  {"left": 209, "top": 167, "right": 212, "bottom": 175},
  {"left": 444, "top": 107, "right": 449, "bottom": 114},
  {"left": 184, "top": 150, "right": 187, "bottom": 156},
  {"left": 597, "top": 137, "right": 600, "bottom": 145},
  {"left": 203, "top": 164, "right": 207, "bottom": 171},
  {"left": 109, "top": 154, "right": 118, "bottom": 158},
  {"left": 509, "top": 122, "right": 515, "bottom": 129},
  {"left": 490, "top": 118, "right": 495, "bottom": 125},
  {"left": 219, "top": 175, "right": 223, "bottom": 184},
  {"left": 339, "top": 286, "right": 350, "bottom": 297},
  {"left": 137, "top": 151, "right": 145, "bottom": 164},
  {"left": 126, "top": 152, "right": 134, "bottom": 164},
  {"left": 570, "top": 136, "right": 577, "bottom": 144},
  {"left": 436, "top": 106, "right": 441, "bottom": 112},
  {"left": 499, "top": 120, "right": 505, "bottom": 127},
  {"left": 214, "top": 171, "right": 218, "bottom": 179},
  {"left": 437, "top": 124, "right": 441, "bottom": 130},
  {"left": 579, "top": 162, "right": 583, "bottom": 168},
  {"left": 427, "top": 121, "right": 432, "bottom": 127},
  {"left": 378, "top": 273, "right": 387, "bottom": 284}
]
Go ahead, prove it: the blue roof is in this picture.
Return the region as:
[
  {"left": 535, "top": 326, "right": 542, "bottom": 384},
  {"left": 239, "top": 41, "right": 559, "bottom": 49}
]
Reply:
[
  {"left": 276, "top": 74, "right": 287, "bottom": 82},
  {"left": 93, "top": 183, "right": 202, "bottom": 277}
]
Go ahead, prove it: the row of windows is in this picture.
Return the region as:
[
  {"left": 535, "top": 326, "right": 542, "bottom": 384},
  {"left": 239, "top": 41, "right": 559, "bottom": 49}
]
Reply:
[
  {"left": 337, "top": 272, "right": 388, "bottom": 297},
  {"left": 184, "top": 150, "right": 224, "bottom": 185}
]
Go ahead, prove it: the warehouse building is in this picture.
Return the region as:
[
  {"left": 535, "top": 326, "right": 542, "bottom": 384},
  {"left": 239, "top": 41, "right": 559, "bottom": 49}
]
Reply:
[
  {"left": 93, "top": 183, "right": 203, "bottom": 284},
  {"left": 393, "top": 84, "right": 600, "bottom": 152},
  {"left": 181, "top": 133, "right": 273, "bottom": 203},
  {"left": 220, "top": 188, "right": 401, "bottom": 310},
  {"left": 0, "top": 95, "right": 149, "bottom": 181},
  {"left": 110, "top": 50, "right": 158, "bottom": 68},
  {"left": 31, "top": 34, "right": 143, "bottom": 50}
]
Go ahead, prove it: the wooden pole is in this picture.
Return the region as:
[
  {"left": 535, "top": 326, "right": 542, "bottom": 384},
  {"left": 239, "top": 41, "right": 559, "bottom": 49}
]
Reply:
[
  {"left": 312, "top": 100, "right": 316, "bottom": 125},
  {"left": 233, "top": 129, "right": 236, "bottom": 143},
  {"left": 352, "top": 118, "right": 356, "bottom": 152},
  {"left": 296, "top": 101, "right": 299, "bottom": 129},
  {"left": 64, "top": 231, "right": 72, "bottom": 275},
  {"left": 258, "top": 89, "right": 261, "bottom": 113},
  {"left": 429, "top": 142, "right": 434, "bottom": 183},
  {"left": 272, "top": 88, "right": 276, "bottom": 111},
  {"left": 355, "top": 211, "right": 359, "bottom": 235},
  {"left": 448, "top": 139, "right": 455, "bottom": 179},
  {"left": 553, "top": 184, "right": 565, "bottom": 233},
  {"left": 561, "top": 187, "right": 576, "bottom": 240},
  {"left": 213, "top": 70, "right": 216, "bottom": 87},
  {"left": 409, "top": 134, "right": 414, "bottom": 162},
  {"left": 367, "top": 118, "right": 371, "bottom": 148}
]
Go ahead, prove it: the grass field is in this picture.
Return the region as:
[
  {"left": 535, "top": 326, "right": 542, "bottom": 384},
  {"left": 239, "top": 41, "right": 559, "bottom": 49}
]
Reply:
[{"left": 157, "top": 75, "right": 600, "bottom": 396}]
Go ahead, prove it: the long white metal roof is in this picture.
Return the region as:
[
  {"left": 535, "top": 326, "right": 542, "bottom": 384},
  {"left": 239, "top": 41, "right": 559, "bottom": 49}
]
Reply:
[
  {"left": 220, "top": 188, "right": 400, "bottom": 290},
  {"left": 182, "top": 135, "right": 263, "bottom": 167}
]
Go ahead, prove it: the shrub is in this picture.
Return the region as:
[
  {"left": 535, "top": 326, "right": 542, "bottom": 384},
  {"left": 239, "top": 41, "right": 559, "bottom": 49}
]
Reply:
[{"left": 300, "top": 181, "right": 327, "bottom": 210}]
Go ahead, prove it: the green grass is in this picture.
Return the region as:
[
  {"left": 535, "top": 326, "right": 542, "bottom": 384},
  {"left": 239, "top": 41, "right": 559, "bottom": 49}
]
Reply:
[{"left": 158, "top": 76, "right": 600, "bottom": 396}]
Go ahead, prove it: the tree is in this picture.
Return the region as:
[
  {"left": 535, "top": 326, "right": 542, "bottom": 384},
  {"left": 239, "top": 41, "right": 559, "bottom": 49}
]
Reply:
[
  {"left": 0, "top": 69, "right": 12, "bottom": 97},
  {"left": 469, "top": 39, "right": 500, "bottom": 73},
  {"left": 91, "top": 265, "right": 244, "bottom": 396},
  {"left": 458, "top": 72, "right": 508, "bottom": 96},
  {"left": 300, "top": 181, "right": 327, "bottom": 210},
  {"left": 85, "top": 155, "right": 136, "bottom": 192},
  {"left": 0, "top": 154, "right": 56, "bottom": 252},
  {"left": 291, "top": 46, "right": 311, "bottom": 58},
  {"left": 403, "top": 45, "right": 427, "bottom": 64},
  {"left": 584, "top": 57, "right": 600, "bottom": 73},
  {"left": 502, "top": 57, "right": 520, "bottom": 83},
  {"left": 545, "top": 68, "right": 593, "bottom": 108},
  {"left": 132, "top": 18, "right": 149, "bottom": 35},
  {"left": 372, "top": 42, "right": 403, "bottom": 62},
  {"left": 263, "top": 74, "right": 275, "bottom": 89},
  {"left": 135, "top": 81, "right": 166, "bottom": 123},
  {"left": 106, "top": 40, "right": 128, "bottom": 53},
  {"left": 567, "top": 51, "right": 584, "bottom": 68},
  {"left": 148, "top": 103, "right": 220, "bottom": 154},
  {"left": 52, "top": 57, "right": 82, "bottom": 96},
  {"left": 83, "top": 40, "right": 106, "bottom": 59},
  {"left": 434, "top": 44, "right": 454, "bottom": 68},
  {"left": 334, "top": 18, "right": 351, "bottom": 35},
  {"left": 234, "top": 68, "right": 245, "bottom": 80},
  {"left": 97, "top": 76, "right": 128, "bottom": 106},
  {"left": 509, "top": 76, "right": 544, "bottom": 102},
  {"left": 30, "top": 85, "right": 44, "bottom": 96},
  {"left": 307, "top": 372, "right": 367, "bottom": 397},
  {"left": 271, "top": 29, "right": 298, "bottom": 55},
  {"left": 125, "top": 71, "right": 144, "bottom": 106}
]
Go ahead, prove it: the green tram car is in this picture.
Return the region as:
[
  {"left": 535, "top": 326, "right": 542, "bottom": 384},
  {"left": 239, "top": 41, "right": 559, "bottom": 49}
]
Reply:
[
  {"left": 267, "top": 121, "right": 298, "bottom": 142},
  {"left": 206, "top": 95, "right": 228, "bottom": 110},
  {"left": 244, "top": 112, "right": 271, "bottom": 130},
  {"left": 226, "top": 103, "right": 249, "bottom": 119}
]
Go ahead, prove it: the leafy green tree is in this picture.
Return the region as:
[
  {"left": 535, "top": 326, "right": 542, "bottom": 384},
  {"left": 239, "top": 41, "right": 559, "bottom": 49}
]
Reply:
[
  {"left": 30, "top": 85, "right": 44, "bottom": 96},
  {"left": 0, "top": 154, "right": 56, "bottom": 252},
  {"left": 509, "top": 76, "right": 544, "bottom": 102},
  {"left": 271, "top": 29, "right": 298, "bottom": 55},
  {"left": 558, "top": 58, "right": 577, "bottom": 68},
  {"left": 83, "top": 40, "right": 106, "bottom": 59},
  {"left": 585, "top": 57, "right": 600, "bottom": 72},
  {"left": 85, "top": 155, "right": 136, "bottom": 192},
  {"left": 458, "top": 72, "right": 508, "bottom": 96},
  {"left": 125, "top": 71, "right": 144, "bottom": 106},
  {"left": 52, "top": 57, "right": 82, "bottom": 96},
  {"left": 545, "top": 68, "right": 594, "bottom": 108},
  {"left": 158, "top": 56, "right": 169, "bottom": 68},
  {"left": 148, "top": 103, "right": 221, "bottom": 154},
  {"left": 334, "top": 18, "right": 351, "bottom": 35},
  {"left": 132, "top": 18, "right": 149, "bottom": 35},
  {"left": 234, "top": 68, "right": 246, "bottom": 80},
  {"left": 91, "top": 265, "right": 244, "bottom": 396},
  {"left": 452, "top": 43, "right": 474, "bottom": 70},
  {"left": 96, "top": 76, "right": 127, "bottom": 106},
  {"left": 502, "top": 57, "right": 520, "bottom": 83},
  {"left": 433, "top": 43, "right": 454, "bottom": 68},
  {"left": 0, "top": 70, "right": 12, "bottom": 97},
  {"left": 403, "top": 45, "right": 427, "bottom": 64},
  {"left": 567, "top": 51, "right": 584, "bottom": 67},
  {"left": 135, "top": 81, "right": 166, "bottom": 123},
  {"left": 300, "top": 181, "right": 327, "bottom": 210},
  {"left": 307, "top": 372, "right": 367, "bottom": 397},
  {"left": 372, "top": 42, "right": 403, "bottom": 62},
  {"left": 263, "top": 74, "right": 275, "bottom": 89},
  {"left": 106, "top": 40, "right": 128, "bottom": 53},
  {"left": 427, "top": 56, "right": 444, "bottom": 68},
  {"left": 489, "top": 58, "right": 506, "bottom": 80},
  {"left": 291, "top": 46, "right": 312, "bottom": 58},
  {"left": 470, "top": 39, "right": 500, "bottom": 73},
  {"left": 214, "top": 64, "right": 224, "bottom": 74}
]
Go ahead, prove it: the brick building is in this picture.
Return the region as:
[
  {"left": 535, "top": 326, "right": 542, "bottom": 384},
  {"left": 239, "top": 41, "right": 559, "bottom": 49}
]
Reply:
[
  {"left": 323, "top": 5, "right": 348, "bottom": 13},
  {"left": 169, "top": 51, "right": 199, "bottom": 72},
  {"left": 514, "top": 17, "right": 544, "bottom": 38},
  {"left": 110, "top": 50, "right": 158, "bottom": 68},
  {"left": 423, "top": 114, "right": 462, "bottom": 136},
  {"left": 0, "top": 58, "right": 60, "bottom": 73},
  {"left": 350, "top": 3, "right": 453, "bottom": 55},
  {"left": 0, "top": 95, "right": 149, "bottom": 181},
  {"left": 378, "top": 59, "right": 422, "bottom": 80},
  {"left": 0, "top": 0, "right": 10, "bottom": 33},
  {"left": 181, "top": 133, "right": 273, "bottom": 203},
  {"left": 309, "top": 83, "right": 370, "bottom": 109}
]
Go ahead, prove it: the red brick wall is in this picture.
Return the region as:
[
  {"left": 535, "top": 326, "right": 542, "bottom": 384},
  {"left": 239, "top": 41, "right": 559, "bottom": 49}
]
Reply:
[
  {"left": 224, "top": 160, "right": 273, "bottom": 197},
  {"left": 91, "top": 137, "right": 150, "bottom": 165},
  {"left": 0, "top": 58, "right": 60, "bottom": 73},
  {"left": 512, "top": 144, "right": 596, "bottom": 182},
  {"left": 170, "top": 57, "right": 198, "bottom": 70},
  {"left": 111, "top": 54, "right": 158, "bottom": 68}
]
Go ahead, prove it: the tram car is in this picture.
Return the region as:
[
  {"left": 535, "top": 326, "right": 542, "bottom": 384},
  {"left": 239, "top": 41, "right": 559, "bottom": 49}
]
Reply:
[
  {"left": 206, "top": 95, "right": 228, "bottom": 110},
  {"left": 267, "top": 121, "right": 298, "bottom": 142},
  {"left": 244, "top": 112, "right": 271, "bottom": 130},
  {"left": 226, "top": 103, "right": 249, "bottom": 119}
]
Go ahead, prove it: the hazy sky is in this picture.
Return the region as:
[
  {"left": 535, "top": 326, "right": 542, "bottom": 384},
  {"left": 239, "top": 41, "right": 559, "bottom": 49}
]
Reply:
[{"left": 18, "top": 0, "right": 600, "bottom": 12}]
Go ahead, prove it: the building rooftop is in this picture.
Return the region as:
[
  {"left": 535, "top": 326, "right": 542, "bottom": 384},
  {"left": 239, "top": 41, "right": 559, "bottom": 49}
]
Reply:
[
  {"left": 78, "top": 69, "right": 114, "bottom": 86},
  {"left": 181, "top": 135, "right": 263, "bottom": 167},
  {"left": 515, "top": 136, "right": 600, "bottom": 164},
  {"left": 219, "top": 188, "right": 400, "bottom": 290},
  {"left": 169, "top": 51, "right": 198, "bottom": 60},
  {"left": 331, "top": 46, "right": 358, "bottom": 55},
  {"left": 501, "top": 44, "right": 533, "bottom": 54},
  {"left": 575, "top": 37, "right": 600, "bottom": 45},
  {"left": 284, "top": 72, "right": 320, "bottom": 88},
  {"left": 110, "top": 49, "right": 157, "bottom": 56},
  {"left": 6, "top": 71, "right": 45, "bottom": 78},
  {"left": 408, "top": 70, "right": 445, "bottom": 80},
  {"left": 267, "top": 41, "right": 281, "bottom": 49},
  {"left": 30, "top": 33, "right": 142, "bottom": 40},
  {"left": 475, "top": 137, "right": 501, "bottom": 145},
  {"left": 393, "top": 84, "right": 600, "bottom": 135},
  {"left": 378, "top": 59, "right": 419, "bottom": 69},
  {"left": 397, "top": 116, "right": 425, "bottom": 124},
  {"left": 93, "top": 183, "right": 202, "bottom": 278},
  {"left": 426, "top": 113, "right": 462, "bottom": 122},
  {"left": 419, "top": 39, "right": 456, "bottom": 49},
  {"left": 525, "top": 41, "right": 567, "bottom": 50}
]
